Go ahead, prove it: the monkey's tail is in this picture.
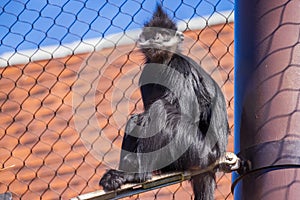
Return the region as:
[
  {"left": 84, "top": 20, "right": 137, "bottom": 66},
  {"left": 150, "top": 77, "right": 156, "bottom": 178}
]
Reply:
[{"left": 191, "top": 172, "right": 215, "bottom": 200}]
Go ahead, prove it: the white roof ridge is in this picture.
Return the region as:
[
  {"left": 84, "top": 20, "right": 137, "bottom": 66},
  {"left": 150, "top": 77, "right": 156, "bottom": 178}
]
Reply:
[{"left": 0, "top": 10, "right": 234, "bottom": 67}]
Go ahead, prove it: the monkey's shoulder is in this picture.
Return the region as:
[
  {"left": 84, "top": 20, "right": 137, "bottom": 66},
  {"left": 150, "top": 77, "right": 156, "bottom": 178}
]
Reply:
[
  {"left": 169, "top": 54, "right": 207, "bottom": 76},
  {"left": 139, "top": 53, "right": 218, "bottom": 95},
  {"left": 169, "top": 54, "right": 215, "bottom": 85}
]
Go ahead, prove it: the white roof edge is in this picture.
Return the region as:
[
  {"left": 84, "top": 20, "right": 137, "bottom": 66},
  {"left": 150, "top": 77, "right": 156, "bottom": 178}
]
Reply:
[{"left": 0, "top": 10, "right": 234, "bottom": 67}]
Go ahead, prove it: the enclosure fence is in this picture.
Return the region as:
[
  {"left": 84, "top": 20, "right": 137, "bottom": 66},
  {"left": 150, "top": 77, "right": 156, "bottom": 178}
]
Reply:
[{"left": 0, "top": 0, "right": 234, "bottom": 199}]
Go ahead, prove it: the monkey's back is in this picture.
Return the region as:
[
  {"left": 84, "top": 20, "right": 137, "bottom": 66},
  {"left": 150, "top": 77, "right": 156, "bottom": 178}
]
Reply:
[{"left": 139, "top": 53, "right": 229, "bottom": 169}]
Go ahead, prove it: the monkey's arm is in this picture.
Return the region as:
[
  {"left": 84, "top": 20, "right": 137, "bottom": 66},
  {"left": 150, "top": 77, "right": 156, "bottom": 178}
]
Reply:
[{"left": 99, "top": 114, "right": 152, "bottom": 191}]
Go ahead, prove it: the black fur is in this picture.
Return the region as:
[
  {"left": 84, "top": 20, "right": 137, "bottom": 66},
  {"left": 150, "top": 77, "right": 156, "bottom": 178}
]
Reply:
[
  {"left": 144, "top": 5, "right": 177, "bottom": 30},
  {"left": 100, "top": 5, "right": 229, "bottom": 200}
]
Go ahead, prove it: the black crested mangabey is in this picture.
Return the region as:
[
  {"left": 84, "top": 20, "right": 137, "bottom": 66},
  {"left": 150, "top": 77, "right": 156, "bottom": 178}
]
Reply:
[{"left": 100, "top": 6, "right": 229, "bottom": 200}]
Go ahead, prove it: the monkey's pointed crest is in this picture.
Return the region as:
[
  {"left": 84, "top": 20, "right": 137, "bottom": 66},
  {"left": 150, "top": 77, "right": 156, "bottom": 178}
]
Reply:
[{"left": 144, "top": 5, "right": 177, "bottom": 30}]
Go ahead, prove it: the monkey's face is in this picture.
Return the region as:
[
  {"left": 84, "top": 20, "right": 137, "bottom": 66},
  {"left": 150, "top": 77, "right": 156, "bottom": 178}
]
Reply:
[{"left": 138, "top": 27, "right": 184, "bottom": 63}]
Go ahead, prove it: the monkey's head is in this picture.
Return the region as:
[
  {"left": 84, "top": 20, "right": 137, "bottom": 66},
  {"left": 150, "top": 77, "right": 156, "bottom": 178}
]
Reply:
[{"left": 138, "top": 5, "right": 184, "bottom": 63}]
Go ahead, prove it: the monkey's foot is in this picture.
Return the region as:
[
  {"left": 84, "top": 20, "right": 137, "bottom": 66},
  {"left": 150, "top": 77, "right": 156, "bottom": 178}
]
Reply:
[{"left": 218, "top": 152, "right": 241, "bottom": 173}]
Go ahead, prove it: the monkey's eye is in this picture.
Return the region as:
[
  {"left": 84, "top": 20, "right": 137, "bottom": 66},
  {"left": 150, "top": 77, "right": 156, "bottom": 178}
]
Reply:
[
  {"left": 154, "top": 32, "right": 171, "bottom": 41},
  {"left": 154, "top": 33, "right": 163, "bottom": 40}
]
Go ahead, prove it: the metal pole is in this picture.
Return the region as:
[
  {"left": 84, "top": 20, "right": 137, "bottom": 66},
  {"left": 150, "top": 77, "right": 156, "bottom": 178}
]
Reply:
[{"left": 233, "top": 0, "right": 300, "bottom": 199}]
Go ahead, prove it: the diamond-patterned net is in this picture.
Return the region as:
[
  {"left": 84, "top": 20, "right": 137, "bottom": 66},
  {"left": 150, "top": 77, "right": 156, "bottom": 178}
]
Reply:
[{"left": 0, "top": 1, "right": 234, "bottom": 199}]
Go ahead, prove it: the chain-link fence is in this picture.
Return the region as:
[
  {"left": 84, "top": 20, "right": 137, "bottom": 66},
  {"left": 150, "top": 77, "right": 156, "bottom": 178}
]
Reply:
[{"left": 0, "top": 1, "right": 234, "bottom": 199}]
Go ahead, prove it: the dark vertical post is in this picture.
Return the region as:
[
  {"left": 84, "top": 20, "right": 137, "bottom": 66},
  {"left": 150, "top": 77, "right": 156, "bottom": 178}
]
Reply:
[{"left": 233, "top": 0, "right": 300, "bottom": 199}]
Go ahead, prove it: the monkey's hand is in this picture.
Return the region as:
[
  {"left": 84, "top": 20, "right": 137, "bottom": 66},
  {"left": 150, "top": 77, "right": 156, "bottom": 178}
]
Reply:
[
  {"left": 100, "top": 169, "right": 152, "bottom": 191},
  {"left": 99, "top": 169, "right": 126, "bottom": 191}
]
